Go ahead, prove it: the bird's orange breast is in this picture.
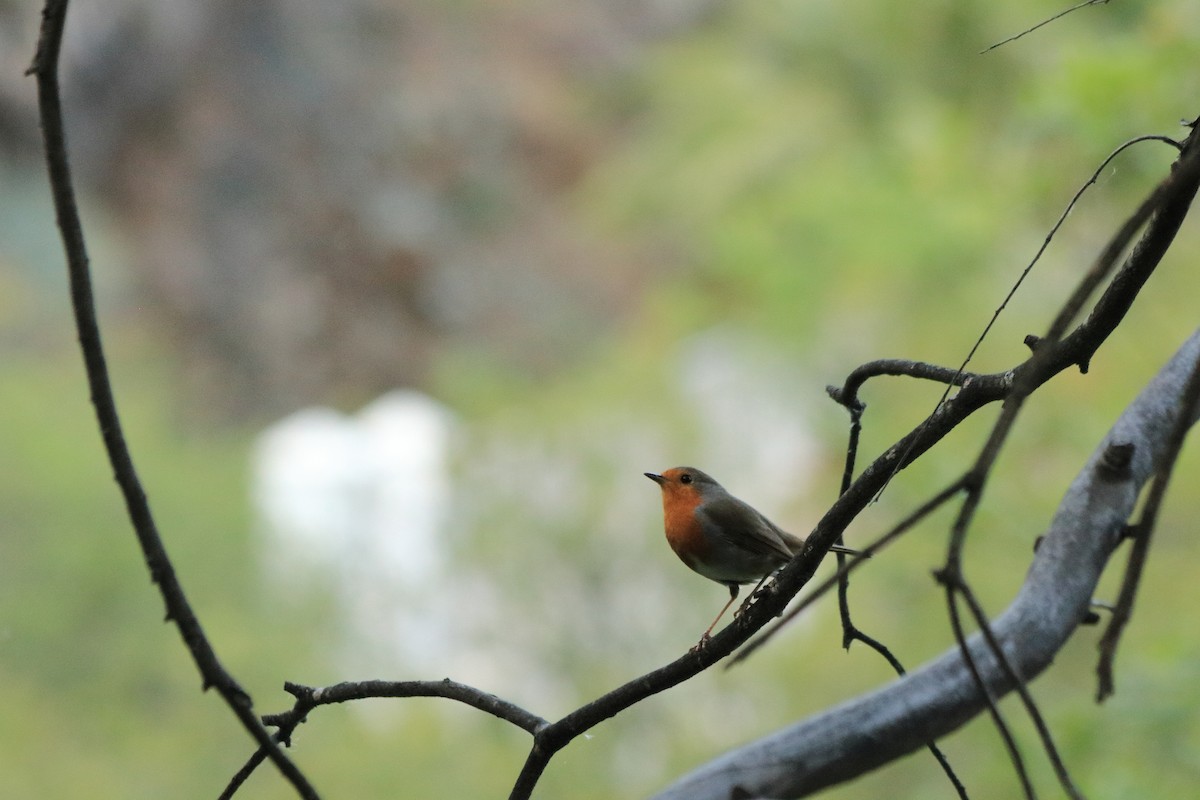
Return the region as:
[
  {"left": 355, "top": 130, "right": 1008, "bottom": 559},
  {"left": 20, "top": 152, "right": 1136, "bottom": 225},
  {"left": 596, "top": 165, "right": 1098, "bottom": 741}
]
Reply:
[{"left": 661, "top": 488, "right": 710, "bottom": 569}]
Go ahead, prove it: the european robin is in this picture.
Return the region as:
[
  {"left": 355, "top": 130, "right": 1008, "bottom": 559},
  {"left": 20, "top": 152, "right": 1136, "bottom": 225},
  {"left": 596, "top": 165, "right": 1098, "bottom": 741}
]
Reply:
[{"left": 645, "top": 466, "right": 866, "bottom": 645}]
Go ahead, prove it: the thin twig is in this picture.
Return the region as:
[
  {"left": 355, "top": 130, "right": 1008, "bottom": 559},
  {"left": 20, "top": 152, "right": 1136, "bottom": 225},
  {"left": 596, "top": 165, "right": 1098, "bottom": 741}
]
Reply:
[
  {"left": 836, "top": 397, "right": 865, "bottom": 651},
  {"left": 844, "top": 626, "right": 970, "bottom": 799},
  {"left": 940, "top": 466, "right": 1066, "bottom": 799},
  {"left": 831, "top": 400, "right": 970, "bottom": 798},
  {"left": 984, "top": 135, "right": 1183, "bottom": 370},
  {"left": 1096, "top": 351, "right": 1200, "bottom": 700},
  {"left": 927, "top": 131, "right": 1200, "bottom": 800},
  {"left": 980, "top": 0, "right": 1110, "bottom": 55},
  {"left": 943, "top": 575, "right": 1038, "bottom": 799},
  {"left": 874, "top": 134, "right": 1182, "bottom": 500},
  {"left": 973, "top": 589, "right": 1083, "bottom": 797},
  {"left": 827, "top": 360, "right": 977, "bottom": 411},
  {"left": 784, "top": 128, "right": 1199, "bottom": 798},
  {"left": 223, "top": 678, "right": 550, "bottom": 797},
  {"left": 219, "top": 745, "right": 276, "bottom": 800},
  {"left": 281, "top": 680, "right": 548, "bottom": 734},
  {"left": 955, "top": 570, "right": 1084, "bottom": 799},
  {"left": 27, "top": 3, "right": 317, "bottom": 798},
  {"left": 792, "top": 125, "right": 1200, "bottom": 630},
  {"left": 731, "top": 479, "right": 967, "bottom": 667}
]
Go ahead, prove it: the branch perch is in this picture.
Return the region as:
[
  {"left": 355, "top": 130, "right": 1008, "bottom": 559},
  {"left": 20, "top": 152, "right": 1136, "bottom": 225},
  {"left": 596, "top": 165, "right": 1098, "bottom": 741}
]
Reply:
[{"left": 653, "top": 326, "right": 1200, "bottom": 799}]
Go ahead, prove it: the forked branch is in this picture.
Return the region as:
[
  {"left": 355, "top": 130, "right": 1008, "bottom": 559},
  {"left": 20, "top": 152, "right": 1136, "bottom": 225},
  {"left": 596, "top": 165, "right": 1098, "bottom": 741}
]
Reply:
[{"left": 654, "top": 327, "right": 1200, "bottom": 799}]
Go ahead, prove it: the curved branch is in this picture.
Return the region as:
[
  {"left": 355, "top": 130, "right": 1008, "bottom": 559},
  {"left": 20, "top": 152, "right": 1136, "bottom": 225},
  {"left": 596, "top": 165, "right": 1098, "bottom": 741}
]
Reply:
[
  {"left": 223, "top": 679, "right": 549, "bottom": 798},
  {"left": 653, "top": 327, "right": 1200, "bottom": 799},
  {"left": 28, "top": 2, "right": 316, "bottom": 797},
  {"left": 274, "top": 679, "right": 549, "bottom": 734},
  {"left": 760, "top": 117, "right": 1200, "bottom": 651},
  {"left": 827, "top": 360, "right": 975, "bottom": 411}
]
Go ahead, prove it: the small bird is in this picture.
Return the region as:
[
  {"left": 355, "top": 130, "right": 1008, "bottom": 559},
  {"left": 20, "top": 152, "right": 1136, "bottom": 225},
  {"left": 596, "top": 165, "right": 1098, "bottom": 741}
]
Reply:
[{"left": 646, "top": 466, "right": 866, "bottom": 645}]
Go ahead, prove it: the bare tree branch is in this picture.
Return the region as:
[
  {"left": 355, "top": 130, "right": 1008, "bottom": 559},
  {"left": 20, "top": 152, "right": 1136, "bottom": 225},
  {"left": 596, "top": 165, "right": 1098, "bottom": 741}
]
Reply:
[
  {"left": 831, "top": 399, "right": 969, "bottom": 799},
  {"left": 736, "top": 120, "right": 1200, "bottom": 661},
  {"left": 29, "top": 0, "right": 1199, "bottom": 794},
  {"left": 222, "top": 679, "right": 550, "bottom": 798},
  {"left": 940, "top": 571, "right": 1038, "bottom": 799},
  {"left": 653, "top": 327, "right": 1200, "bottom": 799},
  {"left": 273, "top": 679, "right": 549, "bottom": 734},
  {"left": 732, "top": 480, "right": 967, "bottom": 667},
  {"left": 1097, "top": 344, "right": 1200, "bottom": 699},
  {"left": 833, "top": 133, "right": 1184, "bottom": 508},
  {"left": 980, "top": 0, "right": 1110, "bottom": 54},
  {"left": 506, "top": 124, "right": 1200, "bottom": 798},
  {"left": 826, "top": 360, "right": 975, "bottom": 411},
  {"left": 199, "top": 111, "right": 1200, "bottom": 800},
  {"left": 27, "top": 2, "right": 317, "bottom": 797},
  {"left": 925, "top": 122, "right": 1200, "bottom": 799}
]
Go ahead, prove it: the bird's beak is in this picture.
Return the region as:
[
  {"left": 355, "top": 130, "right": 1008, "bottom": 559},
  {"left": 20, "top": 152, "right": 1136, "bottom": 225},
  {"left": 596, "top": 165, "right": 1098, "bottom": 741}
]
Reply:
[{"left": 644, "top": 472, "right": 666, "bottom": 485}]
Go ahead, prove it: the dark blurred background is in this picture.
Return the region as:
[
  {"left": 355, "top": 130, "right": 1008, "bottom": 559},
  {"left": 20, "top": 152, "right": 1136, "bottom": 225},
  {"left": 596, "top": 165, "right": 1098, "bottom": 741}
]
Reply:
[{"left": 3, "top": 0, "right": 719, "bottom": 419}]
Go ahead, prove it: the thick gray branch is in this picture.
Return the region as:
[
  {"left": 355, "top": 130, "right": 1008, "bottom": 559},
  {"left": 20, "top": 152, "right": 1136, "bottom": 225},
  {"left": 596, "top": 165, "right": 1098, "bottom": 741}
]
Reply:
[{"left": 654, "top": 327, "right": 1200, "bottom": 800}]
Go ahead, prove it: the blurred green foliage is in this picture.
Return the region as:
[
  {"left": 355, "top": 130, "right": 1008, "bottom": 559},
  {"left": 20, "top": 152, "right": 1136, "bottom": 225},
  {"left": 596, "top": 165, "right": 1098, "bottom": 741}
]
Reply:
[{"left": 4, "top": 0, "right": 1200, "bottom": 798}]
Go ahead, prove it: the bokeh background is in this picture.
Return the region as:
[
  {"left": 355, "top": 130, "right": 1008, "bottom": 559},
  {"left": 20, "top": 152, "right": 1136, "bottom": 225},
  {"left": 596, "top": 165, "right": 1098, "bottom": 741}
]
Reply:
[{"left": 3, "top": 1, "right": 1200, "bottom": 797}]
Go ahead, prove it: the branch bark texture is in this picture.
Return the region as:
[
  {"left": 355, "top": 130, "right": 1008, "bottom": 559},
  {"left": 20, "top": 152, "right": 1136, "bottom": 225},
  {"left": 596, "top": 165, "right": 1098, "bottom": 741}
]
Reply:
[{"left": 654, "top": 326, "right": 1200, "bottom": 799}]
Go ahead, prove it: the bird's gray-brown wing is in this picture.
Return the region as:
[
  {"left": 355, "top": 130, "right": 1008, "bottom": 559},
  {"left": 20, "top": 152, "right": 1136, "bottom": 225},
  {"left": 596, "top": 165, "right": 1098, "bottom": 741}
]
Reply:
[{"left": 699, "top": 496, "right": 798, "bottom": 563}]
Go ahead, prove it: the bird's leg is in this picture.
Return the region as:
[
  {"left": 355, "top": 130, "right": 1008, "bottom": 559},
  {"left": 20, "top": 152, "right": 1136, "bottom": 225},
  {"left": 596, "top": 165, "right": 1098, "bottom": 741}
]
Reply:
[
  {"left": 693, "top": 585, "right": 740, "bottom": 651},
  {"left": 752, "top": 572, "right": 778, "bottom": 599},
  {"left": 733, "top": 574, "right": 773, "bottom": 619}
]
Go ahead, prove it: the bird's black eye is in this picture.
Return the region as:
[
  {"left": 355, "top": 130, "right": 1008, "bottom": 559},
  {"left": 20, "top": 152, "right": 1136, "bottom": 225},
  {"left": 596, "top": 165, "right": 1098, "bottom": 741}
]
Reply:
[{"left": 680, "top": 473, "right": 692, "bottom": 484}]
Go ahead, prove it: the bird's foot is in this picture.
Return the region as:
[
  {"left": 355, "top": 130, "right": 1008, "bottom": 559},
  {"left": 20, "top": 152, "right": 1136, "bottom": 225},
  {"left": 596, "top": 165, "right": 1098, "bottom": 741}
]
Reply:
[
  {"left": 732, "top": 597, "right": 756, "bottom": 620},
  {"left": 733, "top": 578, "right": 776, "bottom": 619},
  {"left": 750, "top": 576, "right": 779, "bottom": 600}
]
